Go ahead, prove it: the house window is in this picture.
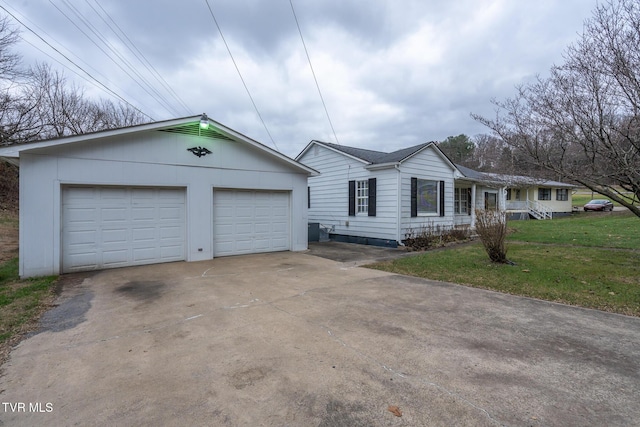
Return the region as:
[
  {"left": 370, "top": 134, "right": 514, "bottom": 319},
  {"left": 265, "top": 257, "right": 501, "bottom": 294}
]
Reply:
[
  {"left": 538, "top": 188, "right": 551, "bottom": 201},
  {"left": 485, "top": 192, "right": 498, "bottom": 210},
  {"left": 454, "top": 188, "right": 469, "bottom": 214},
  {"left": 556, "top": 188, "right": 568, "bottom": 201},
  {"left": 514, "top": 189, "right": 521, "bottom": 200},
  {"left": 506, "top": 188, "right": 512, "bottom": 201},
  {"left": 356, "top": 180, "right": 368, "bottom": 213},
  {"left": 417, "top": 179, "right": 438, "bottom": 214}
]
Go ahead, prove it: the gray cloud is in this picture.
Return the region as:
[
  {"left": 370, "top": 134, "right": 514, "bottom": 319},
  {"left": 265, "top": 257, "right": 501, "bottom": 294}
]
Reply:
[{"left": 7, "top": 0, "right": 598, "bottom": 157}]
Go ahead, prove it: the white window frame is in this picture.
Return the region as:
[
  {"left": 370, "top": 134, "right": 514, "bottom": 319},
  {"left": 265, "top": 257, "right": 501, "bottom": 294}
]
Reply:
[
  {"left": 538, "top": 188, "right": 551, "bottom": 201},
  {"left": 454, "top": 187, "right": 469, "bottom": 214},
  {"left": 356, "top": 180, "right": 368, "bottom": 214},
  {"left": 556, "top": 188, "right": 568, "bottom": 201}
]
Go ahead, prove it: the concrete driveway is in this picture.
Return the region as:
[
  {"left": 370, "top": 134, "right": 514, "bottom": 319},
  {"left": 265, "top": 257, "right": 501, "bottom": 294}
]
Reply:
[{"left": 1, "top": 251, "right": 638, "bottom": 426}]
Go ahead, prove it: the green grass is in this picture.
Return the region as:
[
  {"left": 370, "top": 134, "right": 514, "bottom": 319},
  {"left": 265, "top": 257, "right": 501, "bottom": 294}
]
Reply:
[
  {"left": 507, "top": 211, "right": 640, "bottom": 249},
  {"left": 369, "top": 211, "right": 640, "bottom": 316},
  {"left": 0, "top": 257, "right": 57, "bottom": 346},
  {"left": 571, "top": 193, "right": 594, "bottom": 207}
]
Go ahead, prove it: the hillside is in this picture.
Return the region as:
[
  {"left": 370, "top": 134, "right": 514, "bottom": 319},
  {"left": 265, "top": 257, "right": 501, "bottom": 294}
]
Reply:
[{"left": 0, "top": 162, "right": 18, "bottom": 212}]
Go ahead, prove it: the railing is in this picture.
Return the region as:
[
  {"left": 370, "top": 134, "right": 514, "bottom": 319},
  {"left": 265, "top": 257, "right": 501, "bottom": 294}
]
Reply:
[
  {"left": 506, "top": 201, "right": 528, "bottom": 210},
  {"left": 527, "top": 200, "right": 552, "bottom": 220}
]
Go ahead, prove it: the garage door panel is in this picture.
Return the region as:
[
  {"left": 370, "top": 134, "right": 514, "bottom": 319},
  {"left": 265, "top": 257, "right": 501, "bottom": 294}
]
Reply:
[
  {"left": 254, "top": 222, "right": 270, "bottom": 234},
  {"left": 102, "top": 249, "right": 129, "bottom": 265},
  {"left": 159, "top": 206, "right": 183, "bottom": 220},
  {"left": 101, "top": 207, "right": 128, "bottom": 222},
  {"left": 66, "top": 253, "right": 97, "bottom": 269},
  {"left": 132, "top": 227, "right": 156, "bottom": 242},
  {"left": 160, "top": 245, "right": 184, "bottom": 259},
  {"left": 102, "top": 228, "right": 128, "bottom": 244},
  {"left": 131, "top": 206, "right": 156, "bottom": 220},
  {"left": 65, "top": 207, "right": 97, "bottom": 225},
  {"left": 271, "top": 238, "right": 288, "bottom": 250},
  {"left": 159, "top": 225, "right": 183, "bottom": 239},
  {"left": 101, "top": 187, "right": 128, "bottom": 201},
  {"left": 235, "top": 206, "right": 253, "bottom": 218},
  {"left": 213, "top": 189, "right": 290, "bottom": 257},
  {"left": 65, "top": 187, "right": 97, "bottom": 202},
  {"left": 132, "top": 246, "right": 158, "bottom": 262},
  {"left": 272, "top": 221, "right": 288, "bottom": 234},
  {"left": 66, "top": 229, "right": 97, "bottom": 245},
  {"left": 235, "top": 223, "right": 253, "bottom": 235},
  {"left": 62, "top": 186, "right": 186, "bottom": 273}
]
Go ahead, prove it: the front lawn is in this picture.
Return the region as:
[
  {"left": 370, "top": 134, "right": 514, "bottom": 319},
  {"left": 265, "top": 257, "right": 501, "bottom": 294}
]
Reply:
[
  {"left": 506, "top": 211, "right": 640, "bottom": 249},
  {"left": 369, "top": 211, "right": 640, "bottom": 316}
]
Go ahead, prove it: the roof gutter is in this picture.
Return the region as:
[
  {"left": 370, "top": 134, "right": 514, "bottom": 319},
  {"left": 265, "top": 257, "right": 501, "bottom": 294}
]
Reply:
[{"left": 365, "top": 162, "right": 400, "bottom": 171}]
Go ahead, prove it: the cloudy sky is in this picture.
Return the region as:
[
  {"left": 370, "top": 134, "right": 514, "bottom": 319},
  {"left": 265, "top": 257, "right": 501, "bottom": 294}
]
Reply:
[{"left": 4, "top": 0, "right": 599, "bottom": 157}]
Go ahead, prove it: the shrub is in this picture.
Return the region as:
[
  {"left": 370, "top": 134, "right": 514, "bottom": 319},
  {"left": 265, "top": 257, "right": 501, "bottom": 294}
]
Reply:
[
  {"left": 475, "top": 209, "right": 511, "bottom": 264},
  {"left": 403, "top": 223, "right": 472, "bottom": 251}
]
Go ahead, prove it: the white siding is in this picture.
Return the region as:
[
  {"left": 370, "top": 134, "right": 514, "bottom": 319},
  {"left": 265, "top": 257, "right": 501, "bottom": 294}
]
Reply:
[
  {"left": 18, "top": 130, "right": 308, "bottom": 278},
  {"left": 399, "top": 147, "right": 456, "bottom": 239},
  {"left": 299, "top": 145, "right": 399, "bottom": 242}
]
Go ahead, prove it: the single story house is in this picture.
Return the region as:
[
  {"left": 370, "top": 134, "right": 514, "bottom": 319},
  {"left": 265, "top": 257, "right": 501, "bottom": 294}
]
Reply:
[
  {"left": 297, "top": 141, "right": 575, "bottom": 248},
  {"left": 0, "top": 115, "right": 316, "bottom": 278},
  {"left": 455, "top": 164, "right": 576, "bottom": 220},
  {"left": 296, "top": 140, "right": 462, "bottom": 247}
]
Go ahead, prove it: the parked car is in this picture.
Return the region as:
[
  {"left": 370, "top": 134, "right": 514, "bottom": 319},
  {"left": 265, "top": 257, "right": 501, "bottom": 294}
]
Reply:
[{"left": 583, "top": 199, "right": 614, "bottom": 211}]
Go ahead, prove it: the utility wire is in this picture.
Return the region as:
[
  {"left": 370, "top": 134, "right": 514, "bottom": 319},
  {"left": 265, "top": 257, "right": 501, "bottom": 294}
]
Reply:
[
  {"left": 289, "top": 0, "right": 340, "bottom": 145},
  {"left": 87, "top": 0, "right": 191, "bottom": 115},
  {"left": 0, "top": 3, "right": 153, "bottom": 121},
  {"left": 204, "top": 0, "right": 279, "bottom": 152},
  {"left": 68, "top": 0, "right": 187, "bottom": 116},
  {"left": 0, "top": 0, "right": 155, "bottom": 117},
  {"left": 52, "top": 0, "right": 180, "bottom": 117}
]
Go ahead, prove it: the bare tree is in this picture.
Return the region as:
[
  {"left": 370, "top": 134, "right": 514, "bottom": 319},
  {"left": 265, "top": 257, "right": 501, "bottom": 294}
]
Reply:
[
  {"left": 0, "top": 16, "right": 20, "bottom": 81},
  {"left": 473, "top": 0, "right": 640, "bottom": 217}
]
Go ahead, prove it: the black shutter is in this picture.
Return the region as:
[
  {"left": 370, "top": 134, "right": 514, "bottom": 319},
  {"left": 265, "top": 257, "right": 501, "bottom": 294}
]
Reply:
[
  {"left": 467, "top": 188, "right": 472, "bottom": 215},
  {"left": 411, "top": 177, "right": 417, "bottom": 217},
  {"left": 307, "top": 186, "right": 310, "bottom": 209},
  {"left": 348, "top": 180, "right": 356, "bottom": 216},
  {"left": 439, "top": 180, "right": 445, "bottom": 217},
  {"left": 368, "top": 178, "right": 376, "bottom": 216}
]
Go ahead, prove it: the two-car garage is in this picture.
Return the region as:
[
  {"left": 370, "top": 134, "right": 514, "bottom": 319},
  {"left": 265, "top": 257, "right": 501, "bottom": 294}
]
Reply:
[
  {"left": 62, "top": 186, "right": 292, "bottom": 273},
  {"left": 1, "top": 115, "right": 314, "bottom": 278}
]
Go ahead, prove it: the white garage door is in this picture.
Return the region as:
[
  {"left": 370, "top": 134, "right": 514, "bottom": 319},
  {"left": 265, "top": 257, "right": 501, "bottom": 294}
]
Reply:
[
  {"left": 213, "top": 189, "right": 290, "bottom": 256},
  {"left": 62, "top": 186, "right": 186, "bottom": 273}
]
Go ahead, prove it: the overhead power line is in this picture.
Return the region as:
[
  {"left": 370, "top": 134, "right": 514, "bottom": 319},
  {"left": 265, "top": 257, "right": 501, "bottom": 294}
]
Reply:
[
  {"left": 289, "top": 0, "right": 340, "bottom": 145},
  {"left": 51, "top": 0, "right": 182, "bottom": 117},
  {"left": 204, "top": 0, "right": 279, "bottom": 152},
  {"left": 87, "top": 0, "right": 191, "bottom": 115},
  {"left": 0, "top": 2, "right": 153, "bottom": 121},
  {"left": 0, "top": 0, "right": 156, "bottom": 117}
]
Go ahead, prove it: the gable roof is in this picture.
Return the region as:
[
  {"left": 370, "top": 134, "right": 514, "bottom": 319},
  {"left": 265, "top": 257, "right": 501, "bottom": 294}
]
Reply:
[
  {"left": 297, "top": 140, "right": 457, "bottom": 170},
  {"left": 0, "top": 115, "right": 318, "bottom": 175},
  {"left": 455, "top": 163, "right": 576, "bottom": 188}
]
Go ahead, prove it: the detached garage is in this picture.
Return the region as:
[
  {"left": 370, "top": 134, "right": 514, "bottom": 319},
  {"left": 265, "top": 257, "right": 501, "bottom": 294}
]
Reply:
[{"left": 0, "top": 115, "right": 316, "bottom": 278}]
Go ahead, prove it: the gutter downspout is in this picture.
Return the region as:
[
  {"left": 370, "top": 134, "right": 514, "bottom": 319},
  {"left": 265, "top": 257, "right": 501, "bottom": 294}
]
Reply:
[
  {"left": 395, "top": 164, "right": 402, "bottom": 245},
  {"left": 471, "top": 183, "right": 477, "bottom": 229}
]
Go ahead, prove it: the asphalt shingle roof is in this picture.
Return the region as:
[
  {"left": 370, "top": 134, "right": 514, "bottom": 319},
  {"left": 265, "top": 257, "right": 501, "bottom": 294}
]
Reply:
[
  {"left": 454, "top": 163, "right": 576, "bottom": 188},
  {"left": 318, "top": 141, "right": 433, "bottom": 164}
]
